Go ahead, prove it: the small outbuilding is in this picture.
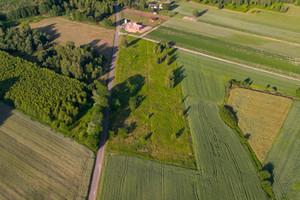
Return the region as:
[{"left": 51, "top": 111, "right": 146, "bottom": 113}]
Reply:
[{"left": 150, "top": 17, "right": 156, "bottom": 22}]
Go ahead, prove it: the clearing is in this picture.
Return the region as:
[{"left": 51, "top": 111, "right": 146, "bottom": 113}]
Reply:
[
  {"left": 0, "top": 102, "right": 94, "bottom": 199},
  {"left": 264, "top": 101, "right": 300, "bottom": 199},
  {"left": 228, "top": 88, "right": 293, "bottom": 162},
  {"left": 30, "top": 17, "right": 115, "bottom": 59},
  {"left": 108, "top": 36, "right": 195, "bottom": 168}
]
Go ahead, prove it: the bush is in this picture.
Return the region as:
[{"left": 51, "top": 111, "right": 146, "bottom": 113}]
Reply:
[
  {"left": 118, "top": 127, "right": 128, "bottom": 139},
  {"left": 218, "top": 3, "right": 224, "bottom": 9},
  {"left": 121, "top": 37, "right": 129, "bottom": 48},
  {"left": 261, "top": 180, "right": 274, "bottom": 198},
  {"left": 258, "top": 170, "right": 271, "bottom": 181},
  {"left": 219, "top": 105, "right": 238, "bottom": 127},
  {"left": 165, "top": 70, "right": 175, "bottom": 89},
  {"left": 192, "top": 9, "right": 199, "bottom": 17},
  {"left": 103, "top": 18, "right": 113, "bottom": 28},
  {"left": 296, "top": 88, "right": 300, "bottom": 98}
]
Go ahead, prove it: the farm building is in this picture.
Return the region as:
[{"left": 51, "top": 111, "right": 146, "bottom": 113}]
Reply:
[
  {"left": 150, "top": 17, "right": 156, "bottom": 22},
  {"left": 147, "top": 3, "right": 159, "bottom": 9},
  {"left": 124, "top": 22, "right": 144, "bottom": 33}
]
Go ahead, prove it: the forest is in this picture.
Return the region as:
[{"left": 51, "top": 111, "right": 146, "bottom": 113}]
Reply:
[{"left": 5, "top": 0, "right": 115, "bottom": 23}]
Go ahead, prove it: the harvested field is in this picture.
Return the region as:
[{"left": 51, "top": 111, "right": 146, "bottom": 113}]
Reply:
[
  {"left": 30, "top": 17, "right": 115, "bottom": 59},
  {"left": 264, "top": 101, "right": 300, "bottom": 199},
  {"left": 0, "top": 102, "right": 94, "bottom": 199},
  {"left": 183, "top": 16, "right": 197, "bottom": 21},
  {"left": 228, "top": 88, "right": 293, "bottom": 162}
]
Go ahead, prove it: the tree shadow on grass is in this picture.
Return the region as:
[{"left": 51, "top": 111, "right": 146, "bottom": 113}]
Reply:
[
  {"left": 176, "top": 128, "right": 185, "bottom": 138},
  {"left": 128, "top": 38, "right": 141, "bottom": 47},
  {"left": 262, "top": 162, "right": 275, "bottom": 185},
  {"left": 35, "top": 23, "right": 61, "bottom": 44},
  {"left": 199, "top": 9, "right": 208, "bottom": 17},
  {"left": 110, "top": 74, "right": 146, "bottom": 135},
  {"left": 173, "top": 65, "right": 186, "bottom": 87}
]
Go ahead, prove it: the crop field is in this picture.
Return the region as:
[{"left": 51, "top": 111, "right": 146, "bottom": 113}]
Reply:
[
  {"left": 0, "top": 102, "right": 94, "bottom": 199},
  {"left": 228, "top": 88, "right": 293, "bottom": 162},
  {"left": 108, "top": 37, "right": 195, "bottom": 168},
  {"left": 264, "top": 101, "right": 300, "bottom": 199},
  {"left": 30, "top": 17, "right": 115, "bottom": 59},
  {"left": 173, "top": 2, "right": 300, "bottom": 44},
  {"left": 147, "top": 18, "right": 300, "bottom": 78}
]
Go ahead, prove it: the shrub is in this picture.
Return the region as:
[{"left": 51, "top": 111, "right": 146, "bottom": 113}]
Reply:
[
  {"left": 219, "top": 105, "right": 238, "bottom": 127},
  {"left": 118, "top": 127, "right": 128, "bottom": 138},
  {"left": 121, "top": 37, "right": 128, "bottom": 48},
  {"left": 258, "top": 170, "right": 271, "bottom": 181},
  {"left": 165, "top": 70, "right": 175, "bottom": 89},
  {"left": 296, "top": 88, "right": 300, "bottom": 98},
  {"left": 103, "top": 18, "right": 113, "bottom": 28},
  {"left": 192, "top": 9, "right": 199, "bottom": 17}
]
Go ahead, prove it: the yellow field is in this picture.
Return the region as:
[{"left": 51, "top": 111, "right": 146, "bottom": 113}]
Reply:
[
  {"left": 30, "top": 17, "right": 115, "bottom": 59},
  {"left": 228, "top": 88, "right": 292, "bottom": 162}
]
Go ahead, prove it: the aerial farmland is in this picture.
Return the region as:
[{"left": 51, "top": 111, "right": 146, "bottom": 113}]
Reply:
[{"left": 0, "top": 0, "right": 300, "bottom": 199}]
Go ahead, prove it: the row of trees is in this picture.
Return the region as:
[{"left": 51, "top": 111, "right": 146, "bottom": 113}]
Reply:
[
  {"left": 0, "top": 24, "right": 50, "bottom": 55},
  {"left": 195, "top": 0, "right": 297, "bottom": 12},
  {"left": 6, "top": 0, "right": 115, "bottom": 22},
  {"left": 39, "top": 41, "right": 103, "bottom": 83}
]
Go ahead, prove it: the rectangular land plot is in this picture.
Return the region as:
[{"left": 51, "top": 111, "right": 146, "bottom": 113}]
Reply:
[
  {"left": 173, "top": 2, "right": 300, "bottom": 44},
  {"left": 228, "top": 88, "right": 293, "bottom": 162},
  {"left": 264, "top": 101, "right": 300, "bottom": 200},
  {"left": 147, "top": 18, "right": 300, "bottom": 78},
  {"left": 0, "top": 102, "right": 94, "bottom": 200},
  {"left": 30, "top": 17, "right": 115, "bottom": 59}
]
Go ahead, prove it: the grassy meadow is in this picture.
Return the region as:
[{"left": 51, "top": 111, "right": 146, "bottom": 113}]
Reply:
[
  {"left": 108, "top": 37, "right": 195, "bottom": 168},
  {"left": 228, "top": 88, "right": 293, "bottom": 162},
  {"left": 0, "top": 102, "right": 94, "bottom": 199},
  {"left": 264, "top": 101, "right": 300, "bottom": 199},
  {"left": 173, "top": 2, "right": 300, "bottom": 44},
  {"left": 147, "top": 18, "right": 300, "bottom": 78}
]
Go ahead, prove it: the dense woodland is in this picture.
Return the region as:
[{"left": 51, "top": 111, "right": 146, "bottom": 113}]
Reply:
[
  {"left": 5, "top": 0, "right": 115, "bottom": 23},
  {"left": 0, "top": 23, "right": 50, "bottom": 54},
  {"left": 39, "top": 41, "right": 103, "bottom": 82}
]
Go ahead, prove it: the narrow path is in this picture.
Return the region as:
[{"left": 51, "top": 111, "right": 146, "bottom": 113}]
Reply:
[
  {"left": 122, "top": 33, "right": 300, "bottom": 82},
  {"left": 88, "top": 2, "right": 120, "bottom": 200}
]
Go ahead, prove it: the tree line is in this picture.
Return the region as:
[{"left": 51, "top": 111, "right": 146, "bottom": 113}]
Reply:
[
  {"left": 6, "top": 0, "right": 115, "bottom": 23},
  {"left": 194, "top": 0, "right": 299, "bottom": 12}
]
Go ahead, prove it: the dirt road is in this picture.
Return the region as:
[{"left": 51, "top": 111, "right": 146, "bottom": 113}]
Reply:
[
  {"left": 88, "top": 2, "right": 120, "bottom": 200},
  {"left": 122, "top": 33, "right": 300, "bottom": 82}
]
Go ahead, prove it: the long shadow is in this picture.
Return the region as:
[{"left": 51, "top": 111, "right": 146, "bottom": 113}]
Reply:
[
  {"left": 35, "top": 23, "right": 61, "bottom": 44},
  {"left": 0, "top": 77, "right": 20, "bottom": 126},
  {"left": 109, "top": 74, "right": 146, "bottom": 137},
  {"left": 199, "top": 9, "right": 208, "bottom": 17},
  {"left": 128, "top": 38, "right": 141, "bottom": 47},
  {"left": 262, "top": 162, "right": 275, "bottom": 185},
  {"left": 173, "top": 65, "right": 186, "bottom": 87}
]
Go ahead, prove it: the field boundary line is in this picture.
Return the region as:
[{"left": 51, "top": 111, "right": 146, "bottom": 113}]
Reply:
[
  {"left": 195, "top": 21, "right": 300, "bottom": 47},
  {"left": 121, "top": 33, "right": 300, "bottom": 82}
]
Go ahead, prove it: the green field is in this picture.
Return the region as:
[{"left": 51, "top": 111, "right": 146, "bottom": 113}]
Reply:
[
  {"left": 0, "top": 102, "right": 94, "bottom": 199},
  {"left": 147, "top": 18, "right": 300, "bottom": 78},
  {"left": 173, "top": 2, "right": 300, "bottom": 44},
  {"left": 108, "top": 37, "right": 195, "bottom": 168},
  {"left": 264, "top": 101, "right": 300, "bottom": 200}
]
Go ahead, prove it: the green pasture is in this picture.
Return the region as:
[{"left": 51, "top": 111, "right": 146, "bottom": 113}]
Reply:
[
  {"left": 147, "top": 19, "right": 300, "bottom": 78},
  {"left": 173, "top": 2, "right": 300, "bottom": 44},
  {"left": 264, "top": 101, "right": 300, "bottom": 200},
  {"left": 108, "top": 37, "right": 195, "bottom": 168}
]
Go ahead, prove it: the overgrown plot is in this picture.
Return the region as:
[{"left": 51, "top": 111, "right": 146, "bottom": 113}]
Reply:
[
  {"left": 228, "top": 88, "right": 293, "bottom": 162},
  {"left": 108, "top": 37, "right": 195, "bottom": 168},
  {"left": 0, "top": 102, "right": 94, "bottom": 200},
  {"left": 264, "top": 101, "right": 300, "bottom": 200}
]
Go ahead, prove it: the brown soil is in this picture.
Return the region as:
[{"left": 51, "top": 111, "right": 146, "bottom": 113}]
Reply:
[{"left": 30, "top": 17, "right": 115, "bottom": 59}]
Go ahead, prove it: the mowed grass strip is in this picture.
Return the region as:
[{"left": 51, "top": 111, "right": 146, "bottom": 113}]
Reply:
[
  {"left": 0, "top": 102, "right": 94, "bottom": 200},
  {"left": 228, "top": 88, "right": 293, "bottom": 162},
  {"left": 30, "top": 17, "right": 115, "bottom": 59},
  {"left": 173, "top": 2, "right": 300, "bottom": 44},
  {"left": 264, "top": 101, "right": 300, "bottom": 200},
  {"left": 108, "top": 37, "right": 195, "bottom": 168},
  {"left": 147, "top": 19, "right": 300, "bottom": 78}
]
